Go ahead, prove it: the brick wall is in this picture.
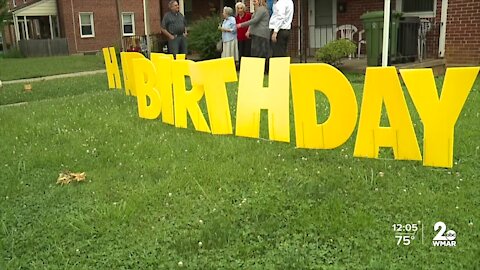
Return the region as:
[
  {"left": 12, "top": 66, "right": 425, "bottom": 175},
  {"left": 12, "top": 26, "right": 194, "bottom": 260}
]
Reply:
[
  {"left": 58, "top": 0, "right": 163, "bottom": 54},
  {"left": 444, "top": 0, "right": 480, "bottom": 65}
]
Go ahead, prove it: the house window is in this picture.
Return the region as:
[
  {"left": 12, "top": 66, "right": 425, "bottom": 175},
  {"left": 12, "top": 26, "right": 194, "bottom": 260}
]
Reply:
[
  {"left": 184, "top": 0, "right": 192, "bottom": 22},
  {"left": 122, "top": 13, "right": 135, "bottom": 36},
  {"left": 315, "top": 0, "right": 333, "bottom": 27},
  {"left": 400, "top": 0, "right": 436, "bottom": 17},
  {"left": 79, "top": 12, "right": 95, "bottom": 38}
]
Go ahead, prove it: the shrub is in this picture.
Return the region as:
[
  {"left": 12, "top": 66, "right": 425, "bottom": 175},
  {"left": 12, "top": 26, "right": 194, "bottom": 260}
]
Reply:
[
  {"left": 315, "top": 39, "right": 356, "bottom": 66},
  {"left": 2, "top": 47, "right": 24, "bottom": 58},
  {"left": 188, "top": 16, "right": 222, "bottom": 60}
]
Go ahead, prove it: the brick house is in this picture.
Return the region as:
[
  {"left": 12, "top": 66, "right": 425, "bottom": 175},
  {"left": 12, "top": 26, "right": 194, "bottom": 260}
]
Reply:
[
  {"left": 1, "top": 0, "right": 229, "bottom": 54},
  {"left": 2, "top": 0, "right": 479, "bottom": 65}
]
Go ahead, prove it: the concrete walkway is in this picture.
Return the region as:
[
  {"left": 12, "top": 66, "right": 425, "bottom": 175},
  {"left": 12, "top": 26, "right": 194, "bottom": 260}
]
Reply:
[{"left": 2, "top": 69, "right": 106, "bottom": 85}]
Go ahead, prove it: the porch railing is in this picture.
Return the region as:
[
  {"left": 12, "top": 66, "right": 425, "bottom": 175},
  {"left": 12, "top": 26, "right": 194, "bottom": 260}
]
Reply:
[
  {"left": 18, "top": 38, "right": 68, "bottom": 57},
  {"left": 291, "top": 19, "right": 439, "bottom": 63}
]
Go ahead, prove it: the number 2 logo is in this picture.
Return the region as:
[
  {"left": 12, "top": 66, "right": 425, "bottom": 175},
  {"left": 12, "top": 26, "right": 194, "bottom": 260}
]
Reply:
[{"left": 433, "top": 221, "right": 456, "bottom": 241}]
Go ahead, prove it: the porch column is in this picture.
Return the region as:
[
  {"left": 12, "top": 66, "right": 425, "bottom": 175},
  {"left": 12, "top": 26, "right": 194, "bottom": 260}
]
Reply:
[
  {"left": 381, "top": 0, "right": 391, "bottom": 66},
  {"left": 56, "top": 16, "right": 61, "bottom": 37},
  {"left": 13, "top": 15, "right": 20, "bottom": 42},
  {"left": 49, "top": 15, "right": 54, "bottom": 39},
  {"left": 23, "top": 16, "right": 30, "bottom": 40}
]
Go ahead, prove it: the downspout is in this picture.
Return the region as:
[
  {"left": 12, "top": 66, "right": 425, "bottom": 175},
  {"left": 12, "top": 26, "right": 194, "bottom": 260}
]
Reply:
[
  {"left": 143, "top": 0, "right": 151, "bottom": 57},
  {"left": 115, "top": 0, "right": 123, "bottom": 51},
  {"left": 303, "top": 0, "right": 309, "bottom": 62},
  {"left": 297, "top": 0, "right": 300, "bottom": 59},
  {"left": 70, "top": 0, "right": 78, "bottom": 53}
]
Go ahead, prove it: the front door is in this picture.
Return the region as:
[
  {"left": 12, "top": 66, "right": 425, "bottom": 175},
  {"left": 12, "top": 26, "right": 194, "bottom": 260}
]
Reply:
[{"left": 308, "top": 0, "right": 337, "bottom": 52}]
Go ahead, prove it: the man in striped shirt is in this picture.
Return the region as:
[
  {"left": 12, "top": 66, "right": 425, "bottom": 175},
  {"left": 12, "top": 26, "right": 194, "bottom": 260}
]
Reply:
[{"left": 161, "top": 0, "right": 188, "bottom": 58}]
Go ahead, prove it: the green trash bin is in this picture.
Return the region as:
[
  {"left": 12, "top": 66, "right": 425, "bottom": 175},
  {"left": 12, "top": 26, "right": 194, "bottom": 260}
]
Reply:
[{"left": 360, "top": 11, "right": 401, "bottom": 66}]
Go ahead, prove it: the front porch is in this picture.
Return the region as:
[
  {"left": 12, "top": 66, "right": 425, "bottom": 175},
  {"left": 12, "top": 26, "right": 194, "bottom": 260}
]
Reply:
[{"left": 291, "top": 0, "right": 446, "bottom": 68}]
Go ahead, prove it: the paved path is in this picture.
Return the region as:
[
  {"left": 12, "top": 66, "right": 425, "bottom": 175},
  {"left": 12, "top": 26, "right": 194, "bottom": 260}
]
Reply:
[{"left": 1, "top": 69, "right": 107, "bottom": 85}]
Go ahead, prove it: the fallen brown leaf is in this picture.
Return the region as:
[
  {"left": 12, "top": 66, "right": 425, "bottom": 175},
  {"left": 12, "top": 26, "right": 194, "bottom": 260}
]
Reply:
[{"left": 57, "top": 171, "right": 87, "bottom": 185}]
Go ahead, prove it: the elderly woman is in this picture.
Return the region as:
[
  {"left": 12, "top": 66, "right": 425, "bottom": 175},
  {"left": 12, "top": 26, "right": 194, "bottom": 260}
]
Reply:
[
  {"left": 236, "top": 0, "right": 270, "bottom": 62},
  {"left": 219, "top": 6, "right": 239, "bottom": 61},
  {"left": 235, "top": 2, "right": 251, "bottom": 60}
]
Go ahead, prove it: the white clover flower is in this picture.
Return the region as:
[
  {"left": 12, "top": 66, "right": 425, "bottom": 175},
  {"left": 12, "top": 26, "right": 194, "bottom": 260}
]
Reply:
[
  {"left": 378, "top": 172, "right": 384, "bottom": 177},
  {"left": 178, "top": 261, "right": 183, "bottom": 267}
]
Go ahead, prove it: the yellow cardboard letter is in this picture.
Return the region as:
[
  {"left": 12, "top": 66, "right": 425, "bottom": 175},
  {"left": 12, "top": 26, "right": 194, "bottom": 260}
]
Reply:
[
  {"left": 290, "top": 63, "right": 357, "bottom": 148},
  {"left": 235, "top": 57, "right": 290, "bottom": 142},
  {"left": 151, "top": 53, "right": 175, "bottom": 125},
  {"left": 400, "top": 67, "right": 479, "bottom": 168},
  {"left": 132, "top": 58, "right": 161, "bottom": 120},
  {"left": 102, "top": 47, "right": 122, "bottom": 89},
  {"left": 189, "top": 57, "right": 237, "bottom": 135},
  {"left": 172, "top": 60, "right": 210, "bottom": 133},
  {"left": 120, "top": 52, "right": 145, "bottom": 96},
  {"left": 354, "top": 67, "right": 421, "bottom": 160}
]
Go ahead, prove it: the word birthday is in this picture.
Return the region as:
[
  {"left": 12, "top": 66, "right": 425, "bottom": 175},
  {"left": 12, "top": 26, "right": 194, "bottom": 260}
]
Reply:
[{"left": 102, "top": 47, "right": 479, "bottom": 168}]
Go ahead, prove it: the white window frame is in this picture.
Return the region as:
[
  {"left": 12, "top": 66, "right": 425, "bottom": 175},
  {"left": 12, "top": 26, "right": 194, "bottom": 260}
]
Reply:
[
  {"left": 121, "top": 12, "right": 135, "bottom": 36},
  {"left": 12, "top": 0, "right": 16, "bottom": 7},
  {"left": 79, "top": 12, "right": 95, "bottom": 38},
  {"left": 396, "top": 0, "right": 437, "bottom": 18}
]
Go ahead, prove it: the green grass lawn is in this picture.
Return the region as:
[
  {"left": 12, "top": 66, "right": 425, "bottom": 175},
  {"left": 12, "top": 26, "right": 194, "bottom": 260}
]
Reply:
[
  {"left": 0, "top": 55, "right": 105, "bottom": 81},
  {"left": 0, "top": 68, "right": 479, "bottom": 269}
]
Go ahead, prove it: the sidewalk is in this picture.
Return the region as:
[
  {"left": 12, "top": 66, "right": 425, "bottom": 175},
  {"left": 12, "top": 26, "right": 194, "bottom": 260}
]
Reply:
[{"left": 1, "top": 69, "right": 107, "bottom": 85}]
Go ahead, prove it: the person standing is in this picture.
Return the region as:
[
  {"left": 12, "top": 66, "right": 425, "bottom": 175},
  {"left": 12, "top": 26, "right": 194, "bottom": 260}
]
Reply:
[
  {"left": 236, "top": 0, "right": 270, "bottom": 61},
  {"left": 269, "top": 0, "right": 294, "bottom": 57},
  {"left": 235, "top": 2, "right": 252, "bottom": 60},
  {"left": 161, "top": 0, "right": 188, "bottom": 58},
  {"left": 267, "top": 0, "right": 274, "bottom": 17},
  {"left": 219, "top": 6, "right": 239, "bottom": 62}
]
